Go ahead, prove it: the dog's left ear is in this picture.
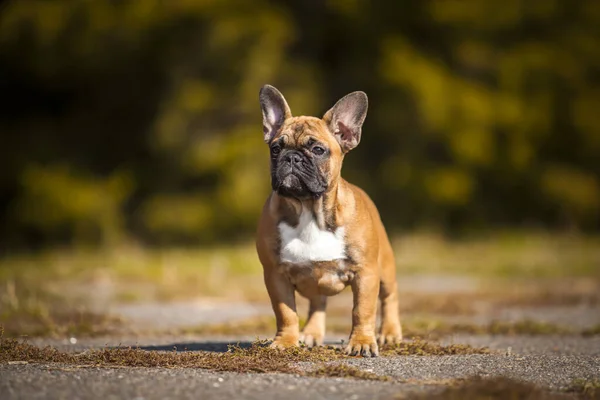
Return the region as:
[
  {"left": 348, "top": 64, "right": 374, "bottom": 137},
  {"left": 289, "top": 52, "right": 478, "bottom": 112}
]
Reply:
[{"left": 323, "top": 91, "right": 368, "bottom": 153}]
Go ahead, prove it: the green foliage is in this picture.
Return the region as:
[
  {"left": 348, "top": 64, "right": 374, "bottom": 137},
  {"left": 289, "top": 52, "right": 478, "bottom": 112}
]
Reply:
[
  {"left": 15, "top": 165, "right": 131, "bottom": 244},
  {"left": 1, "top": 0, "right": 599, "bottom": 246}
]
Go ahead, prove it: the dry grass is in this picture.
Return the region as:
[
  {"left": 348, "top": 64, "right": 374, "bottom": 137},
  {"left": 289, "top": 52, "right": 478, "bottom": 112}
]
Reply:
[
  {"left": 331, "top": 317, "right": 580, "bottom": 339},
  {"left": 582, "top": 325, "right": 600, "bottom": 337},
  {"left": 0, "top": 307, "right": 124, "bottom": 338},
  {"left": 401, "top": 376, "right": 571, "bottom": 400},
  {"left": 1, "top": 233, "right": 598, "bottom": 339},
  {"left": 178, "top": 316, "right": 591, "bottom": 342},
  {"left": 0, "top": 281, "right": 125, "bottom": 338},
  {"left": 567, "top": 379, "right": 600, "bottom": 399},
  {"left": 394, "top": 233, "right": 600, "bottom": 278},
  {"left": 0, "top": 336, "right": 342, "bottom": 374},
  {"left": 381, "top": 338, "right": 491, "bottom": 356},
  {"left": 1, "top": 233, "right": 598, "bottom": 308},
  {"left": 307, "top": 364, "right": 392, "bottom": 381},
  {"left": 398, "top": 287, "right": 600, "bottom": 316},
  {"left": 402, "top": 376, "right": 600, "bottom": 400},
  {"left": 1, "top": 335, "right": 491, "bottom": 380},
  {"left": 402, "top": 318, "right": 576, "bottom": 339},
  {"left": 0, "top": 244, "right": 267, "bottom": 304},
  {"left": 3, "top": 299, "right": 592, "bottom": 339}
]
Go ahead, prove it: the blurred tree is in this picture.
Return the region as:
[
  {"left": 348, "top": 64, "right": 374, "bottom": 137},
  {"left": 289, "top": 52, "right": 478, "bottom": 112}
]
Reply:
[{"left": 0, "top": 0, "right": 598, "bottom": 248}]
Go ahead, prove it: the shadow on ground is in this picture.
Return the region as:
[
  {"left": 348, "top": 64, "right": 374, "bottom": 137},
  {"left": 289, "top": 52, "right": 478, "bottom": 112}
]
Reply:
[
  {"left": 137, "top": 341, "right": 255, "bottom": 352},
  {"left": 135, "top": 339, "right": 347, "bottom": 353}
]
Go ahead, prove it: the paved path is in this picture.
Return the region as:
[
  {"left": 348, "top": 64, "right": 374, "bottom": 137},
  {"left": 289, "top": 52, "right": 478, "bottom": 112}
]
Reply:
[
  {"left": 3, "top": 275, "right": 600, "bottom": 399},
  {"left": 2, "top": 335, "right": 599, "bottom": 400}
]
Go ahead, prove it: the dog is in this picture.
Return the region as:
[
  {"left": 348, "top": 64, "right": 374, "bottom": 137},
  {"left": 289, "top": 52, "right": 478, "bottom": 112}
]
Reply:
[{"left": 256, "top": 85, "right": 402, "bottom": 357}]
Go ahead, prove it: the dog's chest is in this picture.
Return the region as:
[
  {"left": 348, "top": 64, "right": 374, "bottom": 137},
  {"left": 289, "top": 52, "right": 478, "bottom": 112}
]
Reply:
[
  {"left": 277, "top": 209, "right": 350, "bottom": 296},
  {"left": 278, "top": 209, "right": 346, "bottom": 264}
]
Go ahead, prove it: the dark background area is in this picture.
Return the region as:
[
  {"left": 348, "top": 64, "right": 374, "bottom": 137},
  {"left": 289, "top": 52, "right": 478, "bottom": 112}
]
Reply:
[{"left": 1, "top": 0, "right": 599, "bottom": 249}]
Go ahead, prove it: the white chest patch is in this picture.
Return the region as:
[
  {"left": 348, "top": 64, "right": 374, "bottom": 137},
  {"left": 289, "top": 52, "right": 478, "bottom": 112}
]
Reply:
[{"left": 278, "top": 208, "right": 346, "bottom": 264}]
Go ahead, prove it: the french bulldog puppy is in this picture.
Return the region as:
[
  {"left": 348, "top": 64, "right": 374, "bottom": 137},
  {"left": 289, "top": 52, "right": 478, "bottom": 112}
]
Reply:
[{"left": 256, "top": 85, "right": 402, "bottom": 357}]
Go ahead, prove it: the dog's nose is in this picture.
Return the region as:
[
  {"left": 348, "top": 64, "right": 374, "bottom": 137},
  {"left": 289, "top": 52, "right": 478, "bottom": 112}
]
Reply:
[{"left": 284, "top": 152, "right": 302, "bottom": 164}]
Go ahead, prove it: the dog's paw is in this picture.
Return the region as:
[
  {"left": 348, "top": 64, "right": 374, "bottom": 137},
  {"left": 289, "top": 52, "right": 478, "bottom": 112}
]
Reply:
[
  {"left": 299, "top": 331, "right": 324, "bottom": 348},
  {"left": 344, "top": 334, "right": 379, "bottom": 357},
  {"left": 377, "top": 324, "right": 403, "bottom": 346},
  {"left": 269, "top": 335, "right": 299, "bottom": 350}
]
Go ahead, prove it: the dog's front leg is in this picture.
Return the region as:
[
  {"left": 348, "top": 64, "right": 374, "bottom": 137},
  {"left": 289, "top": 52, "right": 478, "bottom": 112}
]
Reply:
[
  {"left": 264, "top": 269, "right": 299, "bottom": 349},
  {"left": 346, "top": 271, "right": 379, "bottom": 357}
]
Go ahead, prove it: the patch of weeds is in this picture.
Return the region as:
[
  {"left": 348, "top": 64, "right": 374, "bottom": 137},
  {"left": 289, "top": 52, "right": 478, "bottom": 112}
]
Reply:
[
  {"left": 485, "top": 320, "right": 571, "bottom": 335},
  {"left": 495, "top": 290, "right": 600, "bottom": 308},
  {"left": 0, "top": 336, "right": 342, "bottom": 375},
  {"left": 0, "top": 280, "right": 124, "bottom": 338},
  {"left": 0, "top": 308, "right": 124, "bottom": 338},
  {"left": 403, "top": 376, "right": 569, "bottom": 400},
  {"left": 1, "top": 335, "right": 499, "bottom": 383},
  {"left": 0, "top": 245, "right": 268, "bottom": 304},
  {"left": 566, "top": 378, "right": 600, "bottom": 399},
  {"left": 183, "top": 317, "right": 580, "bottom": 342},
  {"left": 403, "top": 318, "right": 573, "bottom": 339},
  {"left": 401, "top": 318, "right": 450, "bottom": 338},
  {"left": 307, "top": 364, "right": 391, "bottom": 381},
  {"left": 399, "top": 287, "right": 600, "bottom": 316},
  {"left": 0, "top": 333, "right": 75, "bottom": 364},
  {"left": 394, "top": 233, "right": 600, "bottom": 278},
  {"left": 381, "top": 338, "right": 490, "bottom": 356},
  {"left": 581, "top": 325, "right": 600, "bottom": 337}
]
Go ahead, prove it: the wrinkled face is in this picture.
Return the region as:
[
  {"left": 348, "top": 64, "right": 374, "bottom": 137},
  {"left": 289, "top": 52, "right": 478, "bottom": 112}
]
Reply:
[
  {"left": 269, "top": 117, "right": 342, "bottom": 199},
  {"left": 259, "top": 84, "right": 368, "bottom": 200}
]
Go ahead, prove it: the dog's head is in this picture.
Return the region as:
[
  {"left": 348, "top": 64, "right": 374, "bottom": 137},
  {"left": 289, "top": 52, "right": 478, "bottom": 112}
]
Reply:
[{"left": 259, "top": 85, "right": 368, "bottom": 200}]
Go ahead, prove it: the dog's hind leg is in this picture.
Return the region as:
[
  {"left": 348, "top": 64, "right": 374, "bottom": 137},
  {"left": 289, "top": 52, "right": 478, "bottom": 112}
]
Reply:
[
  {"left": 378, "top": 244, "right": 403, "bottom": 346},
  {"left": 300, "top": 295, "right": 327, "bottom": 347}
]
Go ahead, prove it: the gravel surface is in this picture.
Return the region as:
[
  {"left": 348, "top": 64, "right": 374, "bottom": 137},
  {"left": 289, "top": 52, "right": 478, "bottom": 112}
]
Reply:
[
  {"left": 4, "top": 284, "right": 600, "bottom": 400},
  {"left": 0, "top": 364, "right": 425, "bottom": 400},
  {"left": 3, "top": 335, "right": 599, "bottom": 400},
  {"left": 340, "top": 353, "right": 599, "bottom": 390}
]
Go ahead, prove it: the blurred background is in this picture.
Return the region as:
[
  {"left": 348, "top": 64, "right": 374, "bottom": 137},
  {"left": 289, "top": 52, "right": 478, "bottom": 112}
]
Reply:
[{"left": 0, "top": 0, "right": 598, "bottom": 339}]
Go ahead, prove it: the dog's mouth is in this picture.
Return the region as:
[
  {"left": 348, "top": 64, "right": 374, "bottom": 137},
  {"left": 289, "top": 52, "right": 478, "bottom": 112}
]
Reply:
[
  {"left": 275, "top": 172, "right": 324, "bottom": 199},
  {"left": 281, "top": 174, "right": 301, "bottom": 189},
  {"left": 276, "top": 172, "right": 307, "bottom": 197}
]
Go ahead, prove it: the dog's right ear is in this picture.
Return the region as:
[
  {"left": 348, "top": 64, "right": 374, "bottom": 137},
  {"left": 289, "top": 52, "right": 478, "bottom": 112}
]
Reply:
[{"left": 259, "top": 85, "right": 291, "bottom": 143}]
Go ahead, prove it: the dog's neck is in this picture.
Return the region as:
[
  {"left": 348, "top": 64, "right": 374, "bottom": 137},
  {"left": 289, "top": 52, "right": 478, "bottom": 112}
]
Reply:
[{"left": 273, "top": 180, "right": 342, "bottom": 232}]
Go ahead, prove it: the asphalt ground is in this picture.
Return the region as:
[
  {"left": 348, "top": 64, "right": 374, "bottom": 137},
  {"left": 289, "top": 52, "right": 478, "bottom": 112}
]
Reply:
[{"left": 2, "top": 334, "right": 599, "bottom": 400}]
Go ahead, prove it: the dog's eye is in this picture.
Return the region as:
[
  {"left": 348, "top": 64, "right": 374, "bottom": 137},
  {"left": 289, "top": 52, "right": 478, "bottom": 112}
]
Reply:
[
  {"left": 271, "top": 145, "right": 281, "bottom": 155},
  {"left": 312, "top": 146, "right": 326, "bottom": 156}
]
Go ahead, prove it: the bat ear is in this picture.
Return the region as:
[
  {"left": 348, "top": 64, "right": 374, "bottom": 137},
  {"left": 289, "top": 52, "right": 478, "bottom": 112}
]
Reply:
[
  {"left": 323, "top": 91, "right": 368, "bottom": 153},
  {"left": 259, "top": 85, "right": 291, "bottom": 143}
]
